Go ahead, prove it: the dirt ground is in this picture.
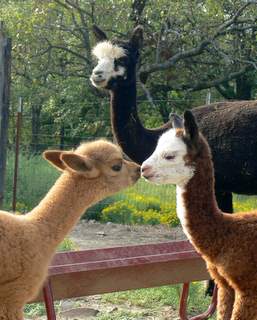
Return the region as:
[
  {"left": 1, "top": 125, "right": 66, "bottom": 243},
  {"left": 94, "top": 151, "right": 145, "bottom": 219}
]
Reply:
[
  {"left": 31, "top": 221, "right": 186, "bottom": 320},
  {"left": 69, "top": 220, "right": 186, "bottom": 250}
]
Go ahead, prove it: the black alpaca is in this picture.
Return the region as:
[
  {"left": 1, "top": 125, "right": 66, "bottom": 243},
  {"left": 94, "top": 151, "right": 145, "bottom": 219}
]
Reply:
[{"left": 90, "top": 25, "right": 257, "bottom": 216}]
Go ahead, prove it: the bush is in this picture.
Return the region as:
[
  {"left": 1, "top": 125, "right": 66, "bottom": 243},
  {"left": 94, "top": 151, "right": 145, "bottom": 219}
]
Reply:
[
  {"left": 101, "top": 192, "right": 179, "bottom": 227},
  {"left": 83, "top": 197, "right": 116, "bottom": 221}
]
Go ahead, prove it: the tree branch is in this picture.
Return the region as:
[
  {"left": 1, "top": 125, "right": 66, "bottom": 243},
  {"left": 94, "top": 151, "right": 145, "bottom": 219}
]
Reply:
[
  {"left": 179, "top": 65, "right": 251, "bottom": 92},
  {"left": 139, "top": 39, "right": 212, "bottom": 80},
  {"left": 139, "top": 1, "right": 257, "bottom": 81},
  {"left": 43, "top": 38, "right": 91, "bottom": 64}
]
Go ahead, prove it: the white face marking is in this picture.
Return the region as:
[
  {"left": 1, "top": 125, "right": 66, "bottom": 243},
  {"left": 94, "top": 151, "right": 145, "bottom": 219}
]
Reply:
[
  {"left": 141, "top": 129, "right": 195, "bottom": 187},
  {"left": 91, "top": 41, "right": 127, "bottom": 88},
  {"left": 176, "top": 186, "right": 193, "bottom": 243},
  {"left": 141, "top": 128, "right": 196, "bottom": 242}
]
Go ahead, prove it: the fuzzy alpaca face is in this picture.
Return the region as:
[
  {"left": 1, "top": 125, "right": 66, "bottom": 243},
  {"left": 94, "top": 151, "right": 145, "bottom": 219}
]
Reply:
[
  {"left": 91, "top": 41, "right": 127, "bottom": 88},
  {"left": 141, "top": 129, "right": 195, "bottom": 186},
  {"left": 44, "top": 140, "right": 141, "bottom": 193},
  {"left": 90, "top": 25, "right": 143, "bottom": 90},
  {"left": 141, "top": 112, "right": 199, "bottom": 187}
]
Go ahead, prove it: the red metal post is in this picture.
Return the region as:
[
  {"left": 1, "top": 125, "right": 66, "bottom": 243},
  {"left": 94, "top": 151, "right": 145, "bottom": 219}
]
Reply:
[
  {"left": 12, "top": 97, "right": 22, "bottom": 212},
  {"left": 43, "top": 280, "right": 56, "bottom": 320},
  {"left": 179, "top": 283, "right": 217, "bottom": 320},
  {"left": 179, "top": 282, "right": 190, "bottom": 320}
]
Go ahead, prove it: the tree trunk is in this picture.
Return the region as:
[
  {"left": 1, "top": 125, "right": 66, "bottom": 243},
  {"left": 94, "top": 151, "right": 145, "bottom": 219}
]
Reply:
[
  {"left": 59, "top": 125, "right": 65, "bottom": 150},
  {"left": 236, "top": 74, "right": 252, "bottom": 100},
  {"left": 0, "top": 24, "right": 11, "bottom": 208},
  {"left": 216, "top": 73, "right": 253, "bottom": 101}
]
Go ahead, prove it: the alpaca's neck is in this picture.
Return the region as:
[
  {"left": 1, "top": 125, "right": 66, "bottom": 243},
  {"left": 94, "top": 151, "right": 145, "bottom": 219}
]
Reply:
[
  {"left": 177, "top": 151, "right": 222, "bottom": 257},
  {"left": 110, "top": 80, "right": 142, "bottom": 133},
  {"left": 27, "top": 173, "right": 107, "bottom": 247},
  {"left": 110, "top": 80, "right": 151, "bottom": 164},
  {"left": 110, "top": 77, "right": 171, "bottom": 164}
]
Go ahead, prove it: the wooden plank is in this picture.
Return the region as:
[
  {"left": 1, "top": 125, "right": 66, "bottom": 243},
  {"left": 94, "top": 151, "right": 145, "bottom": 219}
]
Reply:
[
  {"left": 51, "top": 240, "right": 193, "bottom": 265},
  {"left": 31, "top": 241, "right": 210, "bottom": 302}
]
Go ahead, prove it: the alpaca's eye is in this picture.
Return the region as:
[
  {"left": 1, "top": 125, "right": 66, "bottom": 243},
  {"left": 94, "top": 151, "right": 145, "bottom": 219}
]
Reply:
[
  {"left": 115, "top": 57, "right": 127, "bottom": 68},
  {"left": 164, "top": 155, "right": 175, "bottom": 160},
  {"left": 112, "top": 164, "right": 122, "bottom": 172}
]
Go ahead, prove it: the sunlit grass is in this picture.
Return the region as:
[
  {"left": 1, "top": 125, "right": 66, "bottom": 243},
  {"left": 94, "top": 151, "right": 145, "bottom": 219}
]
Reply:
[{"left": 101, "top": 282, "right": 215, "bottom": 318}]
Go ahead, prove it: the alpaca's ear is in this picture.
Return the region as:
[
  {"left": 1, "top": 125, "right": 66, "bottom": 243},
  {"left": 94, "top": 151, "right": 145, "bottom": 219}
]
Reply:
[
  {"left": 183, "top": 110, "right": 199, "bottom": 143},
  {"left": 130, "top": 25, "right": 143, "bottom": 49},
  {"left": 92, "top": 25, "right": 108, "bottom": 42},
  {"left": 43, "top": 150, "right": 66, "bottom": 171},
  {"left": 170, "top": 113, "right": 183, "bottom": 129},
  {"left": 61, "top": 152, "right": 100, "bottom": 178}
]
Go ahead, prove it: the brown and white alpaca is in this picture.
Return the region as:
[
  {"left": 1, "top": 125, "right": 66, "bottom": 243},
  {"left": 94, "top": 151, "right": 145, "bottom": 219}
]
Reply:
[
  {"left": 0, "top": 140, "right": 140, "bottom": 319},
  {"left": 141, "top": 111, "right": 257, "bottom": 320}
]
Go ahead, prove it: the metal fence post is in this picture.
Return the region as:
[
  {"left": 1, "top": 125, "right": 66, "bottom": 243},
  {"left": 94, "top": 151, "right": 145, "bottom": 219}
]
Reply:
[
  {"left": 12, "top": 97, "right": 23, "bottom": 212},
  {"left": 0, "top": 21, "right": 11, "bottom": 208}
]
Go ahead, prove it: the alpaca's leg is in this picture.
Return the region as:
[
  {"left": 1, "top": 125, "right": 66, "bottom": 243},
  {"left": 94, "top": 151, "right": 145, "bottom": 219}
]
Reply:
[
  {"left": 231, "top": 292, "right": 257, "bottom": 320},
  {"left": 217, "top": 284, "right": 235, "bottom": 320},
  {"left": 208, "top": 265, "right": 234, "bottom": 320}
]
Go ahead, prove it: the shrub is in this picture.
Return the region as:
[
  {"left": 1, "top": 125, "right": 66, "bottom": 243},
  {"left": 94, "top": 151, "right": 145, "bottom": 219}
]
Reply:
[
  {"left": 101, "top": 193, "right": 179, "bottom": 227},
  {"left": 57, "top": 238, "right": 77, "bottom": 252}
]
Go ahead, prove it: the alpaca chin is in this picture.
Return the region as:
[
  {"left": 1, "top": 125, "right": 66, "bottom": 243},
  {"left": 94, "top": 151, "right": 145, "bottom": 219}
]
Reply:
[
  {"left": 90, "top": 76, "right": 108, "bottom": 89},
  {"left": 143, "top": 170, "right": 194, "bottom": 187}
]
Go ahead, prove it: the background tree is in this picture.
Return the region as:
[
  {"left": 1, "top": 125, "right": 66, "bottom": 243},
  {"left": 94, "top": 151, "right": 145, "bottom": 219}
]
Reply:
[{"left": 0, "top": 0, "right": 256, "bottom": 151}]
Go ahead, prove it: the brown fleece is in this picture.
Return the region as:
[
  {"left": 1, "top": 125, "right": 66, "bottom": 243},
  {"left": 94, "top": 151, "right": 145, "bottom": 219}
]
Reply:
[
  {"left": 182, "top": 134, "right": 257, "bottom": 320},
  {"left": 0, "top": 140, "right": 139, "bottom": 319}
]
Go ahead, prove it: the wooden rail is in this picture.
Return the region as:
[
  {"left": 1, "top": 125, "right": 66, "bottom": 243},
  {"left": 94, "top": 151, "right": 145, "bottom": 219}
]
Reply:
[{"left": 30, "top": 240, "right": 217, "bottom": 319}]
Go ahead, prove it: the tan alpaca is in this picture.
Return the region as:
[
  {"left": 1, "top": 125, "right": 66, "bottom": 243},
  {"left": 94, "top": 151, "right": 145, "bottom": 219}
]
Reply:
[
  {"left": 141, "top": 111, "right": 257, "bottom": 320},
  {"left": 0, "top": 139, "right": 140, "bottom": 319}
]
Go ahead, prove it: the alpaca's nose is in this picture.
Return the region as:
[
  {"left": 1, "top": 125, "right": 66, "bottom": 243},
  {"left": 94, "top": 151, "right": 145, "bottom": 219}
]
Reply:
[
  {"left": 141, "top": 164, "right": 153, "bottom": 177},
  {"left": 93, "top": 70, "right": 104, "bottom": 76}
]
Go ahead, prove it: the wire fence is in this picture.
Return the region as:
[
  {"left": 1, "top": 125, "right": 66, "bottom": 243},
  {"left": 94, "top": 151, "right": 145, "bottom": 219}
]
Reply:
[{"left": 5, "top": 94, "right": 223, "bottom": 221}]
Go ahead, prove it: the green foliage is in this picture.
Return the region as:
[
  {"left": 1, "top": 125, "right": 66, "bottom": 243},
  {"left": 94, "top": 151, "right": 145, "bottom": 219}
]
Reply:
[
  {"left": 101, "top": 192, "right": 179, "bottom": 226},
  {"left": 57, "top": 238, "right": 77, "bottom": 252},
  {"left": 84, "top": 196, "right": 117, "bottom": 221},
  {"left": 24, "top": 303, "right": 46, "bottom": 317},
  {"left": 1, "top": 0, "right": 256, "bottom": 154},
  {"left": 98, "top": 179, "right": 179, "bottom": 226},
  {"left": 4, "top": 151, "right": 59, "bottom": 211},
  {"left": 233, "top": 194, "right": 257, "bottom": 212},
  {"left": 24, "top": 301, "right": 62, "bottom": 318},
  {"left": 97, "top": 311, "right": 145, "bottom": 320}
]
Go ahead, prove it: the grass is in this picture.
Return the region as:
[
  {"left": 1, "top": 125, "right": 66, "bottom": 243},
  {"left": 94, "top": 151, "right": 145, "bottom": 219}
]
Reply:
[
  {"left": 101, "top": 282, "right": 215, "bottom": 318},
  {"left": 4, "top": 151, "right": 59, "bottom": 212}
]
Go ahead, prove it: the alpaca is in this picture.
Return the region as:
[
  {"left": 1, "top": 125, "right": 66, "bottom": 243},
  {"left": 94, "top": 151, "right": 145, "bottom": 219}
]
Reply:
[
  {"left": 141, "top": 110, "right": 257, "bottom": 320},
  {"left": 90, "top": 25, "right": 257, "bottom": 217},
  {"left": 0, "top": 140, "right": 140, "bottom": 319}
]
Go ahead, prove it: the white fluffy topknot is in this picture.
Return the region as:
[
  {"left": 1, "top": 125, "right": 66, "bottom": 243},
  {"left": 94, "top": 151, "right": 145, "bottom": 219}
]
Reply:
[{"left": 92, "top": 41, "right": 127, "bottom": 60}]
